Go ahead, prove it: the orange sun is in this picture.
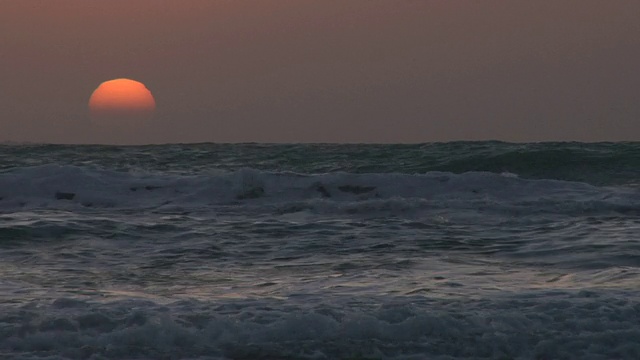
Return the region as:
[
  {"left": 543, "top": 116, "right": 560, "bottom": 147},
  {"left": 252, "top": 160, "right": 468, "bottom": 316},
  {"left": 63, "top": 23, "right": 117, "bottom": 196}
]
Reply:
[{"left": 89, "top": 78, "right": 156, "bottom": 125}]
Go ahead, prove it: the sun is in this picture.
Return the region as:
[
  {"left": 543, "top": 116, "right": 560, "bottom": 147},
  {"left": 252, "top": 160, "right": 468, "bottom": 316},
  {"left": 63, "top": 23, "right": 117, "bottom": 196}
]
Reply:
[{"left": 89, "top": 78, "right": 156, "bottom": 125}]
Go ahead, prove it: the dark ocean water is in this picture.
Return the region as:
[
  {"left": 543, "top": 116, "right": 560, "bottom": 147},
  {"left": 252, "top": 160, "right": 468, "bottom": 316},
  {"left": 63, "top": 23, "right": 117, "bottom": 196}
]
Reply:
[{"left": 1, "top": 142, "right": 640, "bottom": 359}]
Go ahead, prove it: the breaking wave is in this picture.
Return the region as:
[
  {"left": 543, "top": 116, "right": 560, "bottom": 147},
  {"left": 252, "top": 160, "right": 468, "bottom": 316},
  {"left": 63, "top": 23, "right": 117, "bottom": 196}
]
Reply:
[
  {"left": 0, "top": 165, "right": 638, "bottom": 216},
  {"left": 2, "top": 291, "right": 640, "bottom": 360}
]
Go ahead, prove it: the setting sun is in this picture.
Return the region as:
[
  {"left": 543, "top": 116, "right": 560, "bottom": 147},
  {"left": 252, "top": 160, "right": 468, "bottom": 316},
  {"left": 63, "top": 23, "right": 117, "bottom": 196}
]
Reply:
[
  {"left": 3, "top": 1, "right": 640, "bottom": 358},
  {"left": 89, "top": 78, "right": 156, "bottom": 124}
]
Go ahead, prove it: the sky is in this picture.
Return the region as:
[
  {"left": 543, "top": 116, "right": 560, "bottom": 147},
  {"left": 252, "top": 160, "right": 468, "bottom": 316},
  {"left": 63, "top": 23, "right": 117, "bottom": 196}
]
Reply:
[{"left": 1, "top": 0, "right": 639, "bottom": 144}]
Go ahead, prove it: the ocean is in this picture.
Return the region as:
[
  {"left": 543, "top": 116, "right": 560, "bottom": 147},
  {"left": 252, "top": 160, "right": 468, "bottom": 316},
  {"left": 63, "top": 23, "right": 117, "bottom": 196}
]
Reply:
[{"left": 1, "top": 142, "right": 639, "bottom": 359}]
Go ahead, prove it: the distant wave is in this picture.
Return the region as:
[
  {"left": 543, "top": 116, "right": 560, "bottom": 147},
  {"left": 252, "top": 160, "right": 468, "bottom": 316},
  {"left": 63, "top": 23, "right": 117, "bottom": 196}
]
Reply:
[
  {"left": 2, "top": 142, "right": 640, "bottom": 186},
  {"left": 1, "top": 165, "right": 638, "bottom": 216}
]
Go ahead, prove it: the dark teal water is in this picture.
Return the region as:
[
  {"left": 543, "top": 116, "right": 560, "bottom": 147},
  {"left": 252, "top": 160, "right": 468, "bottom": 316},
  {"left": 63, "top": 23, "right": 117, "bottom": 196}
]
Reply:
[
  {"left": 1, "top": 142, "right": 639, "bottom": 359},
  {"left": 2, "top": 141, "right": 640, "bottom": 185}
]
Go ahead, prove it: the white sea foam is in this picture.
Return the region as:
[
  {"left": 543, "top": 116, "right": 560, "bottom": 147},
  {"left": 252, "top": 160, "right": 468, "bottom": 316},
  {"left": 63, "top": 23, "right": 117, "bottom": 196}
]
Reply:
[
  {"left": 0, "top": 165, "right": 637, "bottom": 216},
  {"left": 1, "top": 146, "right": 639, "bottom": 360},
  {"left": 1, "top": 290, "right": 640, "bottom": 359}
]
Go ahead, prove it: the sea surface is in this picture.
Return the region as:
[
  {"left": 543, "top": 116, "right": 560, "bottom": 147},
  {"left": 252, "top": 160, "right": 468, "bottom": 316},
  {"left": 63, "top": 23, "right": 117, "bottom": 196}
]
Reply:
[{"left": 1, "top": 142, "right": 640, "bottom": 359}]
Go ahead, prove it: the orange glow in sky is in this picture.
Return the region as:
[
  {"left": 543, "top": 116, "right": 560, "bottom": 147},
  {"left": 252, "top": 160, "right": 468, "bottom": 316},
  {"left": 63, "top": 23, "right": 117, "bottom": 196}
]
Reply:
[{"left": 2, "top": 1, "right": 640, "bottom": 143}]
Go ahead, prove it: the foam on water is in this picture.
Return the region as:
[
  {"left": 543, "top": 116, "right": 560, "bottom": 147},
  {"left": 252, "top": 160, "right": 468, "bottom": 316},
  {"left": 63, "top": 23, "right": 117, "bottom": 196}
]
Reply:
[
  {"left": 1, "top": 165, "right": 638, "bottom": 216},
  {"left": 2, "top": 291, "right": 640, "bottom": 360},
  {"left": 2, "top": 144, "right": 640, "bottom": 359}
]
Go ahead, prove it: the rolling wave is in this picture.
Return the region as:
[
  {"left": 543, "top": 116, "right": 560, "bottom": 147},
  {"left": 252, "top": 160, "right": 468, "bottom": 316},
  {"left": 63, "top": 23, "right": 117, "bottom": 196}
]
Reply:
[
  {"left": 2, "top": 142, "right": 640, "bottom": 185},
  {"left": 0, "top": 165, "right": 638, "bottom": 215}
]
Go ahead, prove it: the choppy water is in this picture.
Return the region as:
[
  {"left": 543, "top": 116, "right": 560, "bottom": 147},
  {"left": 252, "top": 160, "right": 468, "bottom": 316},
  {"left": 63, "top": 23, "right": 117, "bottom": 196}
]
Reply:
[{"left": 1, "top": 142, "right": 640, "bottom": 359}]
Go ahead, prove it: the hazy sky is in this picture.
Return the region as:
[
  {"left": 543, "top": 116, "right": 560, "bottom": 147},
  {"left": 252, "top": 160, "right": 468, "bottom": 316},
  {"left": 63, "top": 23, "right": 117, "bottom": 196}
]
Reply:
[{"left": 2, "top": 0, "right": 639, "bottom": 144}]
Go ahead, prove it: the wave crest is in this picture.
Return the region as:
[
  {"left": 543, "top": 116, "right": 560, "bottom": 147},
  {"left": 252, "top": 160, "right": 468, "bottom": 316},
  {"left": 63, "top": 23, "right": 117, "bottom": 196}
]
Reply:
[{"left": 0, "top": 165, "right": 638, "bottom": 216}]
